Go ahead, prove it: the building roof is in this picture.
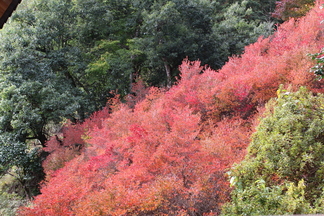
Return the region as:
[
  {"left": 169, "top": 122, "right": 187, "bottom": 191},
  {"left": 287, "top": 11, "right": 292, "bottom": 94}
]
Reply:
[{"left": 0, "top": 0, "right": 22, "bottom": 29}]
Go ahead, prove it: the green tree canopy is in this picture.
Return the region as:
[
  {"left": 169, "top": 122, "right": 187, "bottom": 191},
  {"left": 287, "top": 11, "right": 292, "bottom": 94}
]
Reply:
[{"left": 212, "top": 0, "right": 274, "bottom": 66}]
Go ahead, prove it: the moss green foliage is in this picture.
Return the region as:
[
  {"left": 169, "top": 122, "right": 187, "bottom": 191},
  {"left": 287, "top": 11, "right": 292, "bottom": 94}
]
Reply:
[
  {"left": 0, "top": 192, "right": 25, "bottom": 216},
  {"left": 0, "top": 174, "right": 26, "bottom": 216},
  {"left": 222, "top": 86, "right": 324, "bottom": 215}
]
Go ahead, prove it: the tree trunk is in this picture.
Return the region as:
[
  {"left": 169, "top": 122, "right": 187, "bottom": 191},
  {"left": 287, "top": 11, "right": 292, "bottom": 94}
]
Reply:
[
  {"left": 37, "top": 132, "right": 48, "bottom": 147},
  {"left": 129, "top": 71, "right": 134, "bottom": 92},
  {"left": 164, "top": 61, "right": 172, "bottom": 88}
]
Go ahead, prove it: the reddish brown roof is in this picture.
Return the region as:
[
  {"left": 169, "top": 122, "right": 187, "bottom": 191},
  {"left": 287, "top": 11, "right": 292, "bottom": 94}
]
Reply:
[{"left": 0, "top": 0, "right": 22, "bottom": 29}]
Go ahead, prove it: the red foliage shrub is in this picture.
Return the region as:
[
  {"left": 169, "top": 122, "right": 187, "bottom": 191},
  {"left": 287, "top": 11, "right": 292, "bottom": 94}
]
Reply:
[
  {"left": 42, "top": 107, "right": 110, "bottom": 179},
  {"left": 20, "top": 2, "right": 324, "bottom": 215}
]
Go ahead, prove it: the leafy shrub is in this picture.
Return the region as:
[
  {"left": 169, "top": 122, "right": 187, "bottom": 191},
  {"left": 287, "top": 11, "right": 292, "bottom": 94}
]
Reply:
[{"left": 223, "top": 86, "right": 324, "bottom": 215}]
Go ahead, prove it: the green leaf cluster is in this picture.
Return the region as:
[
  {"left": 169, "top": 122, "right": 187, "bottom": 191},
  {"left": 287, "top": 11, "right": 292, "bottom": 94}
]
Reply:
[
  {"left": 310, "top": 48, "right": 324, "bottom": 79},
  {"left": 223, "top": 86, "right": 324, "bottom": 215}
]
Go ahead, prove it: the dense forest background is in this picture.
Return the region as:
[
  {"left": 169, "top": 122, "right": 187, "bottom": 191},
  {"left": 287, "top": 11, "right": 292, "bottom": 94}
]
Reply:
[{"left": 0, "top": 0, "right": 323, "bottom": 215}]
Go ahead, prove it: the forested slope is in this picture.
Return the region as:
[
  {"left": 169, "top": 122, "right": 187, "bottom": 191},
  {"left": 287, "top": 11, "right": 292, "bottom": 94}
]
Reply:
[
  {"left": 19, "top": 2, "right": 324, "bottom": 215},
  {"left": 0, "top": 1, "right": 276, "bottom": 202}
]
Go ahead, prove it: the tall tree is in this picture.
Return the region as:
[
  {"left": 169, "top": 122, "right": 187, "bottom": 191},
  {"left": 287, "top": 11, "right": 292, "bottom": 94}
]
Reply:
[
  {"left": 246, "top": 0, "right": 278, "bottom": 21},
  {"left": 138, "top": 0, "right": 216, "bottom": 87},
  {"left": 212, "top": 0, "right": 274, "bottom": 67},
  {"left": 0, "top": 0, "right": 94, "bottom": 197}
]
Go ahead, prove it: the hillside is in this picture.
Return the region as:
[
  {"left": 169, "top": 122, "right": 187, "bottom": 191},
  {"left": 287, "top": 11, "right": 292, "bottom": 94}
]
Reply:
[{"left": 20, "top": 1, "right": 324, "bottom": 216}]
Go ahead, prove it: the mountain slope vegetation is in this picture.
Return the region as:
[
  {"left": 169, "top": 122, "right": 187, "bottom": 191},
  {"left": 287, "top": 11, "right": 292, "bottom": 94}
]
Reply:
[
  {"left": 0, "top": 0, "right": 277, "bottom": 201},
  {"left": 19, "top": 2, "right": 324, "bottom": 215}
]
